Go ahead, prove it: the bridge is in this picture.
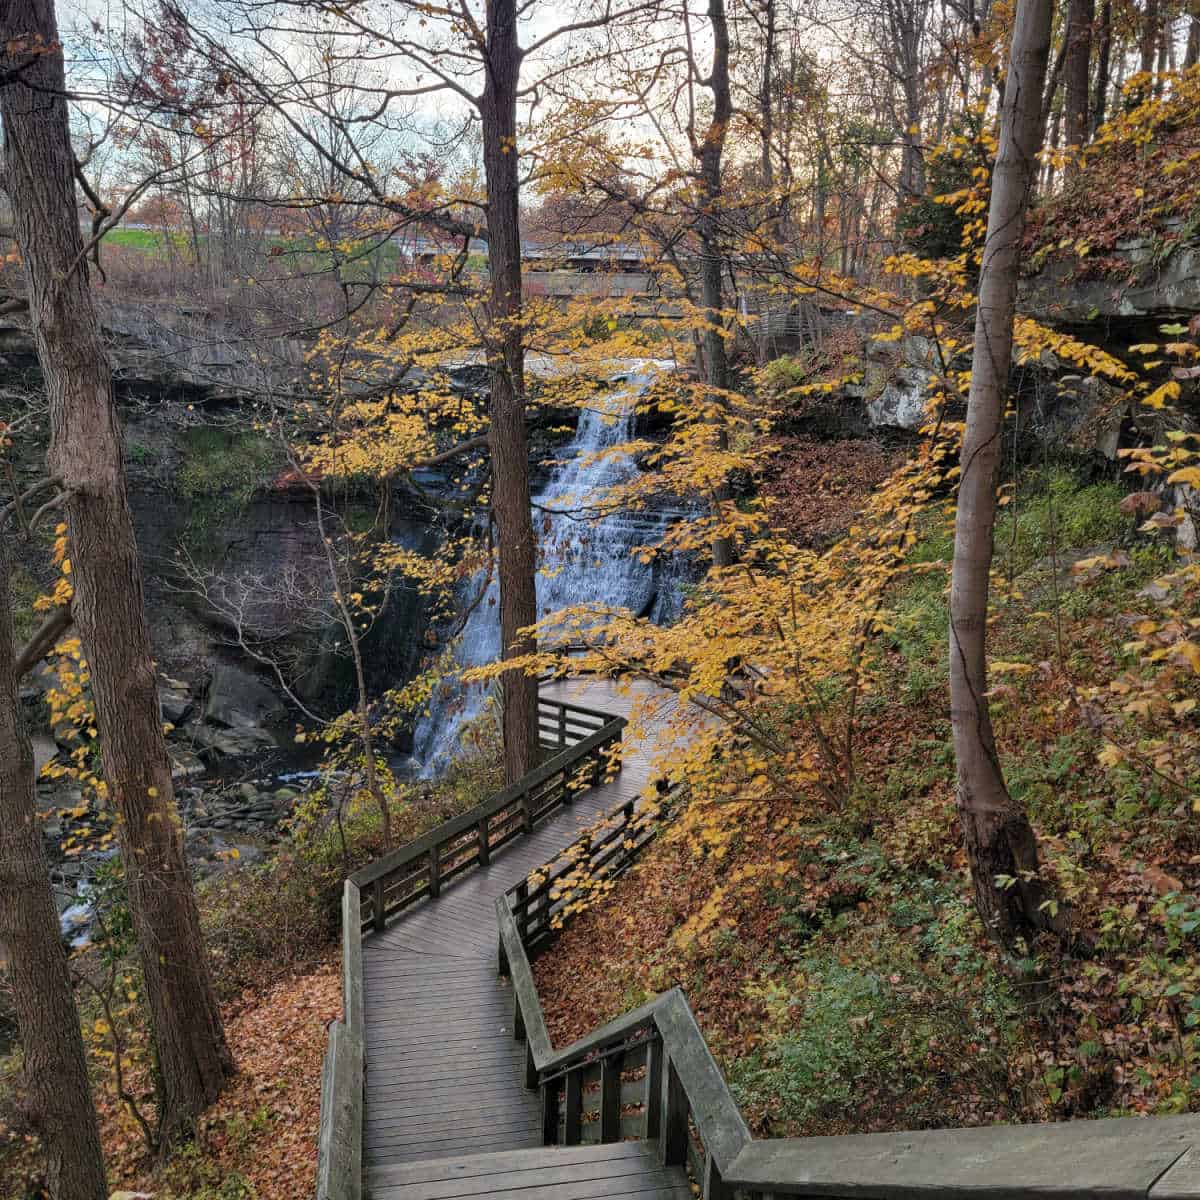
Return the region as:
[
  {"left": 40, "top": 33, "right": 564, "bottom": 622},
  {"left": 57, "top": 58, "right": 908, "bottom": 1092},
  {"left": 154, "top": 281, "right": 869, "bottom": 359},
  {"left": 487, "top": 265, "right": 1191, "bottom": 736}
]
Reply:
[{"left": 318, "top": 679, "right": 1200, "bottom": 1200}]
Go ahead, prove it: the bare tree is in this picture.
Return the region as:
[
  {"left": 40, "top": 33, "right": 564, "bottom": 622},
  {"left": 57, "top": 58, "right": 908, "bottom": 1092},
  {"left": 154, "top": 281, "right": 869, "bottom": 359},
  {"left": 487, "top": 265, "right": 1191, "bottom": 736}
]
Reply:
[
  {"left": 948, "top": 0, "right": 1060, "bottom": 944},
  {"left": 1063, "top": 0, "right": 1094, "bottom": 175},
  {"left": 145, "top": 0, "right": 660, "bottom": 785},
  {"left": 0, "top": 0, "right": 234, "bottom": 1140}
]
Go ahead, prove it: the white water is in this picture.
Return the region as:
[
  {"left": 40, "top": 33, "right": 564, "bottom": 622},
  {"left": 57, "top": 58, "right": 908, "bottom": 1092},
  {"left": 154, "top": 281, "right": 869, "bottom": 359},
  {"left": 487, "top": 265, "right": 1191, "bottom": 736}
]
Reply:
[{"left": 413, "top": 364, "right": 685, "bottom": 774}]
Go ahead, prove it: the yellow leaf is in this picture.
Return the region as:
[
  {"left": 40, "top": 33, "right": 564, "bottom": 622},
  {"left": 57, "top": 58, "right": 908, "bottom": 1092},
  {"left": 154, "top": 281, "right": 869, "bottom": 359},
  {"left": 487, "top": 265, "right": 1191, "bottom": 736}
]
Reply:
[
  {"left": 1167, "top": 466, "right": 1200, "bottom": 487},
  {"left": 1144, "top": 381, "right": 1181, "bottom": 409}
]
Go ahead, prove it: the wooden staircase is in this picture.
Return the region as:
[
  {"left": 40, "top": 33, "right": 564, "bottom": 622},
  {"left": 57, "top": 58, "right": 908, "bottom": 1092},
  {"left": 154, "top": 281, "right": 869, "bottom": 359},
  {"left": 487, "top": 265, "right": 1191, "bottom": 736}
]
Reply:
[{"left": 368, "top": 1141, "right": 689, "bottom": 1199}]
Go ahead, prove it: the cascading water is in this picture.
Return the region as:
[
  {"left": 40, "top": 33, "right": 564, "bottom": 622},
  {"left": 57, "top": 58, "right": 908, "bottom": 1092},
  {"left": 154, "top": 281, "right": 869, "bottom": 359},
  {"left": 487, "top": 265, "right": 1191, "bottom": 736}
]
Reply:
[{"left": 412, "top": 363, "right": 686, "bottom": 774}]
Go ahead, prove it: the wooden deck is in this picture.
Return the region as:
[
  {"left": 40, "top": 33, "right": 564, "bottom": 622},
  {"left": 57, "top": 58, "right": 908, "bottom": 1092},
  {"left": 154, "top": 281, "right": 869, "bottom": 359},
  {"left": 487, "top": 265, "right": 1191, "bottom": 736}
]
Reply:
[
  {"left": 362, "top": 679, "right": 681, "bottom": 1184},
  {"left": 367, "top": 1142, "right": 692, "bottom": 1199}
]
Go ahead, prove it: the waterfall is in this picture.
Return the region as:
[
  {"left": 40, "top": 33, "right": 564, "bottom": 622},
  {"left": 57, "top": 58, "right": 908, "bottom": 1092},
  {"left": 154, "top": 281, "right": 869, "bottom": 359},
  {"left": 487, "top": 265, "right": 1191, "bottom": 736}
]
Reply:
[{"left": 412, "top": 363, "right": 684, "bottom": 774}]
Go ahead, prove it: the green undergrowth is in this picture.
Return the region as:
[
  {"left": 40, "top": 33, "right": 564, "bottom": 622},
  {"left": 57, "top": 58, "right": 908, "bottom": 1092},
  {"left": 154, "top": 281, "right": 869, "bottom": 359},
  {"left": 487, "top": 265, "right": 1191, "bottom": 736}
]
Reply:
[
  {"left": 730, "top": 874, "right": 1023, "bottom": 1134},
  {"left": 884, "top": 469, "right": 1135, "bottom": 701}
]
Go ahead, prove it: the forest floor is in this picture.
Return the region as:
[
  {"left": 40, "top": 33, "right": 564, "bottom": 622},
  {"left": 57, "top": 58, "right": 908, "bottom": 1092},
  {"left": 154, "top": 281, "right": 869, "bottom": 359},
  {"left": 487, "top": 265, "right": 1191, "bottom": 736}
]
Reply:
[
  {"left": 534, "top": 448, "right": 1200, "bottom": 1136},
  {"left": 98, "top": 963, "right": 341, "bottom": 1200}
]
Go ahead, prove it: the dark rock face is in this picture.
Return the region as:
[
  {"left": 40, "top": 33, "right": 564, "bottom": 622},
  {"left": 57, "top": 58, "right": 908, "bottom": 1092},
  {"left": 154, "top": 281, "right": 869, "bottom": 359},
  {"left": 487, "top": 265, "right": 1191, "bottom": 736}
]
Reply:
[
  {"left": 204, "top": 662, "right": 287, "bottom": 729},
  {"left": 1020, "top": 235, "right": 1200, "bottom": 328},
  {"left": 4, "top": 299, "right": 448, "bottom": 754}
]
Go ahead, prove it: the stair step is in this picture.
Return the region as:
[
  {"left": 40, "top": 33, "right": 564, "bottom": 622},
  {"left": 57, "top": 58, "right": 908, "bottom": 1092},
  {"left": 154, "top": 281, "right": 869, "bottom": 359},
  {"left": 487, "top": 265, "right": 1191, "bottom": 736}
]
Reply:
[{"left": 366, "top": 1139, "right": 690, "bottom": 1200}]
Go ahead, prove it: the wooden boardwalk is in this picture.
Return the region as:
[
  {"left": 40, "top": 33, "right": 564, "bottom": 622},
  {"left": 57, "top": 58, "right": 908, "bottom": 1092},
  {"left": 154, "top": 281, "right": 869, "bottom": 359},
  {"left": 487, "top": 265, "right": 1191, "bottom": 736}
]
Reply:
[
  {"left": 367, "top": 1142, "right": 691, "bottom": 1199},
  {"left": 362, "top": 679, "right": 683, "bottom": 1190}
]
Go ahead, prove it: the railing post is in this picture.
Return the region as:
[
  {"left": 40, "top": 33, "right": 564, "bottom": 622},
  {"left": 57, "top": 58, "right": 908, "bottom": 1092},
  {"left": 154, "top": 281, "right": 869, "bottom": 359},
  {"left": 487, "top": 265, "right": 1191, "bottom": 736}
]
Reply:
[
  {"left": 514, "top": 990, "right": 526, "bottom": 1043},
  {"left": 592, "top": 746, "right": 603, "bottom": 787},
  {"left": 524, "top": 1041, "right": 539, "bottom": 1090},
  {"left": 522, "top": 783, "right": 533, "bottom": 835},
  {"left": 558, "top": 703, "right": 567, "bottom": 749},
  {"left": 541, "top": 1079, "right": 560, "bottom": 1144},
  {"left": 563, "top": 1069, "right": 583, "bottom": 1145},
  {"left": 515, "top": 880, "right": 530, "bottom": 945},
  {"left": 478, "top": 817, "right": 490, "bottom": 867},
  {"left": 600, "top": 1054, "right": 621, "bottom": 1142},
  {"left": 702, "top": 1155, "right": 734, "bottom": 1200},
  {"left": 659, "top": 1058, "right": 688, "bottom": 1167},
  {"left": 372, "top": 879, "right": 386, "bottom": 933},
  {"left": 562, "top": 764, "right": 574, "bottom": 805},
  {"left": 428, "top": 846, "right": 441, "bottom": 899},
  {"left": 644, "top": 1038, "right": 663, "bottom": 1140}
]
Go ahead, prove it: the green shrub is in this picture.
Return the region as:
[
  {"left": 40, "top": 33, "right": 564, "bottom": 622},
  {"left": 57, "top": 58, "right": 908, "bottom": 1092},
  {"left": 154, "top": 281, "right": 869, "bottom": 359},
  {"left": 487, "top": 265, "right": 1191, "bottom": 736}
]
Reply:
[
  {"left": 884, "top": 470, "right": 1127, "bottom": 680},
  {"left": 995, "top": 471, "right": 1126, "bottom": 577},
  {"left": 731, "top": 916, "right": 1019, "bottom": 1135},
  {"left": 757, "top": 355, "right": 811, "bottom": 396}
]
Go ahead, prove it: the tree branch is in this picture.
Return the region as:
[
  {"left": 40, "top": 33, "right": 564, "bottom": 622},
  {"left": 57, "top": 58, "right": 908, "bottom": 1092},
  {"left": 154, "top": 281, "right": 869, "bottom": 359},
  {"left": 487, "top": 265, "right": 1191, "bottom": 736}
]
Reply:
[{"left": 15, "top": 604, "right": 73, "bottom": 678}]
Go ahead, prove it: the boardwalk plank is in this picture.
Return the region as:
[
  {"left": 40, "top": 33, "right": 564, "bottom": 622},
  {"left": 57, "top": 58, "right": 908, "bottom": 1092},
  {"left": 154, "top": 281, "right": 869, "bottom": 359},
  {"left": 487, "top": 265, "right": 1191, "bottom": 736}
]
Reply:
[{"left": 367, "top": 1142, "right": 689, "bottom": 1200}]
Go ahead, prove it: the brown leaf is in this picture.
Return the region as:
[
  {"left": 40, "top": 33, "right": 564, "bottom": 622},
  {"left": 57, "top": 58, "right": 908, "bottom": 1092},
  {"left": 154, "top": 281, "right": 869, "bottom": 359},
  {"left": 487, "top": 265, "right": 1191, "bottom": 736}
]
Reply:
[
  {"left": 1120, "top": 490, "right": 1163, "bottom": 515},
  {"left": 1144, "top": 866, "right": 1185, "bottom": 896}
]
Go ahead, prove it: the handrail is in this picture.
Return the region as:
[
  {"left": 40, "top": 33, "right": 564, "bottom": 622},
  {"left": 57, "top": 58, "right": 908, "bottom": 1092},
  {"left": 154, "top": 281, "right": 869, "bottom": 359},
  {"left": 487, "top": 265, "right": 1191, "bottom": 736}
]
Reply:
[
  {"left": 351, "top": 698, "right": 625, "bottom": 933},
  {"left": 315, "top": 880, "right": 364, "bottom": 1200},
  {"left": 321, "top": 681, "right": 1200, "bottom": 1200},
  {"left": 507, "top": 786, "right": 671, "bottom": 954},
  {"left": 496, "top": 807, "right": 1200, "bottom": 1200}
]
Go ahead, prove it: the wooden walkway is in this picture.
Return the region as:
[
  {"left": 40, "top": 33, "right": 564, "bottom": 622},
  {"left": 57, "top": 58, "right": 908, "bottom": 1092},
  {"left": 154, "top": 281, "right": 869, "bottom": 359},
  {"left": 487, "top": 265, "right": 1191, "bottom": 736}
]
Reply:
[
  {"left": 368, "top": 1142, "right": 691, "bottom": 1199},
  {"left": 362, "top": 679, "right": 684, "bottom": 1195}
]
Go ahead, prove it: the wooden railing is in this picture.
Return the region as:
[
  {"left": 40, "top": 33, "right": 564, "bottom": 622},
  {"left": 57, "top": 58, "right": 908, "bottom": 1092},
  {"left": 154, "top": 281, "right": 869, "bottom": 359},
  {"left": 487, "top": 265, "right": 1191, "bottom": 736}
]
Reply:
[
  {"left": 322, "top": 683, "right": 1200, "bottom": 1200},
  {"left": 498, "top": 830, "right": 1200, "bottom": 1200},
  {"left": 315, "top": 882, "right": 364, "bottom": 1200},
  {"left": 499, "top": 896, "right": 752, "bottom": 1195},
  {"left": 349, "top": 698, "right": 624, "bottom": 934},
  {"left": 507, "top": 786, "right": 672, "bottom": 955}
]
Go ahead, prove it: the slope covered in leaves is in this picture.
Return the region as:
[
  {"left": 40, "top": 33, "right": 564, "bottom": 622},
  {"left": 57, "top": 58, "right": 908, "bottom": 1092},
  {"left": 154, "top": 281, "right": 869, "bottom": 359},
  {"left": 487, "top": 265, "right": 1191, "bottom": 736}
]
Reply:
[
  {"left": 535, "top": 461, "right": 1200, "bottom": 1134},
  {"left": 1025, "top": 67, "right": 1200, "bottom": 274}
]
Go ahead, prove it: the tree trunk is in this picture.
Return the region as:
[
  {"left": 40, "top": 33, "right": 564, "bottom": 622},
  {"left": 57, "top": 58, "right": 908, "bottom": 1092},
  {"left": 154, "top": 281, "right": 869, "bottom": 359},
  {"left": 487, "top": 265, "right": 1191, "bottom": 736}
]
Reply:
[
  {"left": 1092, "top": 1, "right": 1113, "bottom": 133},
  {"left": 1186, "top": 5, "right": 1200, "bottom": 68},
  {"left": 1063, "top": 0, "right": 1094, "bottom": 174},
  {"left": 758, "top": 0, "right": 776, "bottom": 205},
  {"left": 481, "top": 0, "right": 539, "bottom": 785},
  {"left": 1140, "top": 0, "right": 1160, "bottom": 76},
  {"left": 0, "top": 0, "right": 234, "bottom": 1141},
  {"left": 0, "top": 541, "right": 107, "bottom": 1199},
  {"left": 949, "top": 0, "right": 1059, "bottom": 946},
  {"left": 887, "top": 0, "right": 927, "bottom": 203},
  {"left": 700, "top": 0, "right": 735, "bottom": 568}
]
